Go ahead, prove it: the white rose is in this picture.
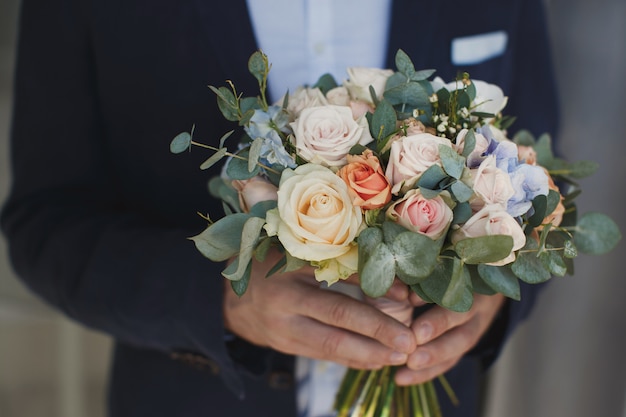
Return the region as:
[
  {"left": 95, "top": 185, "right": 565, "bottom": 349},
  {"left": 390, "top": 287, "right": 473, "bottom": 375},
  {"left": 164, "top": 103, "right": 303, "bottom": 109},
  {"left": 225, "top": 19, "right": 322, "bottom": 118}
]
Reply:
[
  {"left": 264, "top": 164, "right": 363, "bottom": 283},
  {"left": 344, "top": 67, "right": 394, "bottom": 104},
  {"left": 326, "top": 86, "right": 351, "bottom": 106},
  {"left": 290, "top": 105, "right": 373, "bottom": 168},
  {"left": 385, "top": 133, "right": 453, "bottom": 194},
  {"left": 433, "top": 77, "right": 508, "bottom": 116},
  {"left": 278, "top": 87, "right": 328, "bottom": 121},
  {"left": 451, "top": 204, "right": 526, "bottom": 266},
  {"left": 470, "top": 155, "right": 515, "bottom": 210}
]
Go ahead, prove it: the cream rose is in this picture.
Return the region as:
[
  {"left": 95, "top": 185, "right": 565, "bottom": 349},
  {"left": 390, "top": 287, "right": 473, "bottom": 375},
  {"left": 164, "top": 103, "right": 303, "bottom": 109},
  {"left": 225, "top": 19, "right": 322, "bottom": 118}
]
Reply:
[
  {"left": 264, "top": 164, "right": 363, "bottom": 267},
  {"left": 344, "top": 67, "right": 394, "bottom": 104},
  {"left": 290, "top": 105, "right": 373, "bottom": 168},
  {"left": 385, "top": 132, "right": 453, "bottom": 194},
  {"left": 469, "top": 155, "right": 515, "bottom": 210},
  {"left": 278, "top": 87, "right": 328, "bottom": 121},
  {"left": 451, "top": 204, "right": 526, "bottom": 266},
  {"left": 232, "top": 176, "right": 278, "bottom": 213},
  {"left": 387, "top": 189, "right": 453, "bottom": 239}
]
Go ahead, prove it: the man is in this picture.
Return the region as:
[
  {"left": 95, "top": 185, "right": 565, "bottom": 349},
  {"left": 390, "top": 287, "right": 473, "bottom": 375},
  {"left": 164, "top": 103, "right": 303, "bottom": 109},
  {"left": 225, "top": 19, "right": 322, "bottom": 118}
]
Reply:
[{"left": 1, "top": 0, "right": 558, "bottom": 416}]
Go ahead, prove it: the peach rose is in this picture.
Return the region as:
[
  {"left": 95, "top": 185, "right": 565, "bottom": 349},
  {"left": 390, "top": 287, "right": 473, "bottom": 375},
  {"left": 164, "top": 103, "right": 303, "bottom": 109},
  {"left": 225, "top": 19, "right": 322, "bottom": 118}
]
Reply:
[
  {"left": 542, "top": 168, "right": 565, "bottom": 227},
  {"left": 232, "top": 176, "right": 278, "bottom": 213},
  {"left": 385, "top": 132, "right": 453, "bottom": 194},
  {"left": 387, "top": 189, "right": 453, "bottom": 239},
  {"left": 337, "top": 150, "right": 392, "bottom": 210},
  {"left": 451, "top": 204, "right": 526, "bottom": 266},
  {"left": 517, "top": 145, "right": 538, "bottom": 165}
]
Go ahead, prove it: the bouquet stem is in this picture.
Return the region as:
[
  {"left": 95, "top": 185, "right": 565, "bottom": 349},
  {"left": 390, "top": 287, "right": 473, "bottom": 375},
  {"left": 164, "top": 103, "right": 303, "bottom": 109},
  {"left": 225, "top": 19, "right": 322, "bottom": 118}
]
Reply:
[{"left": 334, "top": 366, "right": 458, "bottom": 417}]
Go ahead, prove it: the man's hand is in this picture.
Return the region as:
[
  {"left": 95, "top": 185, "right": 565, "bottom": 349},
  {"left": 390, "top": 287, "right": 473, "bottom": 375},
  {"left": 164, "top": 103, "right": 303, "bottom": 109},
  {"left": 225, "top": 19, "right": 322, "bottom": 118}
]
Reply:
[
  {"left": 394, "top": 293, "right": 506, "bottom": 385},
  {"left": 223, "top": 252, "right": 417, "bottom": 370}
]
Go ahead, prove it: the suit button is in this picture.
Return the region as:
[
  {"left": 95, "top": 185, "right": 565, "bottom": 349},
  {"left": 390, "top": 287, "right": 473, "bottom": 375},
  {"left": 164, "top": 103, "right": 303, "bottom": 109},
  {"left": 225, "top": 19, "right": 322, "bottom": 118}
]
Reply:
[{"left": 267, "top": 371, "right": 293, "bottom": 390}]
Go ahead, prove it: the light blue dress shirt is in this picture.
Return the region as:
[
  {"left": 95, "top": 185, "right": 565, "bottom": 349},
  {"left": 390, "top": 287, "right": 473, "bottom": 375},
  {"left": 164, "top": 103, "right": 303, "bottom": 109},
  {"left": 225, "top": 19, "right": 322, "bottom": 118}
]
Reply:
[
  {"left": 246, "top": 0, "right": 392, "bottom": 102},
  {"left": 246, "top": 2, "right": 392, "bottom": 416}
]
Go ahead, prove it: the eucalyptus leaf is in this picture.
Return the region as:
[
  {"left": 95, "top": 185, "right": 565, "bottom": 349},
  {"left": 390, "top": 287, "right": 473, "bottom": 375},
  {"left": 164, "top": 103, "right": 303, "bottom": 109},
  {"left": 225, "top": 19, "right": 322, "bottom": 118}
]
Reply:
[
  {"left": 313, "top": 73, "right": 338, "bottom": 95},
  {"left": 248, "top": 51, "right": 268, "bottom": 85},
  {"left": 209, "top": 85, "right": 240, "bottom": 122},
  {"left": 574, "top": 212, "right": 622, "bottom": 255},
  {"left": 391, "top": 231, "right": 441, "bottom": 284},
  {"left": 527, "top": 194, "right": 548, "bottom": 228},
  {"left": 360, "top": 242, "right": 396, "bottom": 297},
  {"left": 417, "top": 164, "right": 448, "bottom": 190},
  {"left": 441, "top": 259, "right": 473, "bottom": 312},
  {"left": 410, "top": 69, "right": 436, "bottom": 82},
  {"left": 563, "top": 239, "right": 578, "bottom": 259},
  {"left": 226, "top": 148, "right": 262, "bottom": 180},
  {"left": 540, "top": 249, "right": 568, "bottom": 277},
  {"left": 385, "top": 82, "right": 430, "bottom": 108},
  {"left": 452, "top": 202, "right": 472, "bottom": 225},
  {"left": 222, "top": 217, "right": 266, "bottom": 281},
  {"left": 285, "top": 252, "right": 309, "bottom": 272},
  {"left": 170, "top": 132, "right": 192, "bottom": 154},
  {"left": 381, "top": 221, "right": 409, "bottom": 244},
  {"left": 439, "top": 145, "right": 465, "bottom": 179},
  {"left": 189, "top": 213, "right": 250, "bottom": 261},
  {"left": 394, "top": 49, "right": 416, "bottom": 77},
  {"left": 357, "top": 227, "right": 384, "bottom": 272},
  {"left": 218, "top": 130, "right": 235, "bottom": 148},
  {"left": 199, "top": 147, "right": 228, "bottom": 170},
  {"left": 409, "top": 284, "right": 435, "bottom": 303},
  {"left": 477, "top": 264, "right": 521, "bottom": 300},
  {"left": 371, "top": 100, "right": 397, "bottom": 141},
  {"left": 468, "top": 265, "right": 497, "bottom": 295},
  {"left": 454, "top": 235, "right": 514, "bottom": 265},
  {"left": 534, "top": 134, "right": 554, "bottom": 168},
  {"left": 450, "top": 180, "right": 474, "bottom": 203},
  {"left": 229, "top": 261, "right": 252, "bottom": 297},
  {"left": 248, "top": 137, "right": 264, "bottom": 172},
  {"left": 511, "top": 238, "right": 552, "bottom": 283},
  {"left": 249, "top": 200, "right": 277, "bottom": 218},
  {"left": 512, "top": 129, "right": 535, "bottom": 146},
  {"left": 254, "top": 236, "right": 272, "bottom": 262},
  {"left": 460, "top": 129, "right": 476, "bottom": 157}
]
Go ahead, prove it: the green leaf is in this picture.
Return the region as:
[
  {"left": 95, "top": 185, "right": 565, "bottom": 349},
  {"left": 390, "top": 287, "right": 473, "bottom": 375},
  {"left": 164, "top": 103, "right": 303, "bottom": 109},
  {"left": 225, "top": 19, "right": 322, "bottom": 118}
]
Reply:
[
  {"left": 420, "top": 258, "right": 472, "bottom": 312},
  {"left": 209, "top": 85, "right": 240, "bottom": 122},
  {"left": 189, "top": 213, "right": 250, "bottom": 261},
  {"left": 313, "top": 73, "right": 338, "bottom": 95},
  {"left": 511, "top": 238, "right": 552, "bottom": 283},
  {"left": 439, "top": 145, "right": 465, "bottom": 180},
  {"left": 452, "top": 202, "right": 472, "bottom": 225},
  {"left": 229, "top": 260, "right": 252, "bottom": 297},
  {"left": 410, "top": 69, "right": 436, "bottom": 82},
  {"left": 574, "top": 212, "right": 622, "bottom": 255},
  {"left": 390, "top": 231, "right": 441, "bottom": 284},
  {"left": 218, "top": 130, "right": 235, "bottom": 148},
  {"left": 540, "top": 249, "right": 568, "bottom": 277},
  {"left": 460, "top": 129, "right": 476, "bottom": 157},
  {"left": 248, "top": 137, "right": 264, "bottom": 172},
  {"left": 226, "top": 148, "right": 262, "bottom": 180},
  {"left": 248, "top": 51, "right": 268, "bottom": 85},
  {"left": 527, "top": 194, "right": 547, "bottom": 228},
  {"left": 409, "top": 284, "right": 435, "bottom": 303},
  {"left": 441, "top": 259, "right": 473, "bottom": 312},
  {"left": 550, "top": 159, "right": 599, "bottom": 179},
  {"left": 467, "top": 265, "right": 497, "bottom": 295},
  {"left": 384, "top": 81, "right": 430, "bottom": 108},
  {"left": 381, "top": 221, "right": 408, "bottom": 244},
  {"left": 563, "top": 239, "right": 578, "bottom": 258},
  {"left": 454, "top": 235, "right": 514, "bottom": 264},
  {"left": 534, "top": 133, "right": 554, "bottom": 168},
  {"left": 285, "top": 252, "right": 308, "bottom": 272},
  {"left": 513, "top": 129, "right": 536, "bottom": 146},
  {"left": 394, "top": 49, "right": 416, "bottom": 78},
  {"left": 370, "top": 100, "right": 397, "bottom": 141},
  {"left": 450, "top": 180, "right": 473, "bottom": 203},
  {"left": 170, "top": 132, "right": 192, "bottom": 154},
  {"left": 254, "top": 236, "right": 272, "bottom": 262},
  {"left": 477, "top": 264, "right": 521, "bottom": 300},
  {"left": 222, "top": 217, "right": 266, "bottom": 281},
  {"left": 248, "top": 200, "right": 277, "bottom": 218},
  {"left": 360, "top": 241, "right": 396, "bottom": 297},
  {"left": 417, "top": 164, "right": 448, "bottom": 190},
  {"left": 199, "top": 147, "right": 228, "bottom": 170},
  {"left": 357, "top": 227, "right": 384, "bottom": 272}
]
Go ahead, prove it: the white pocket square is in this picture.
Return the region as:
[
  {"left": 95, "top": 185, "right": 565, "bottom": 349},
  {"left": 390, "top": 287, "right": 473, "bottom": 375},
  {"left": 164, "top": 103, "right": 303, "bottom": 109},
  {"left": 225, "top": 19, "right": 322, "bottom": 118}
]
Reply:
[{"left": 451, "top": 30, "right": 508, "bottom": 65}]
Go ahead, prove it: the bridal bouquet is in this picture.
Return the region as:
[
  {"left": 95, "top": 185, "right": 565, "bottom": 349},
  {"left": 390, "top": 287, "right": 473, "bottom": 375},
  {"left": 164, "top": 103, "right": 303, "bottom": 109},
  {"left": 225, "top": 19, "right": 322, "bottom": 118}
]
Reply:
[{"left": 171, "top": 50, "right": 620, "bottom": 416}]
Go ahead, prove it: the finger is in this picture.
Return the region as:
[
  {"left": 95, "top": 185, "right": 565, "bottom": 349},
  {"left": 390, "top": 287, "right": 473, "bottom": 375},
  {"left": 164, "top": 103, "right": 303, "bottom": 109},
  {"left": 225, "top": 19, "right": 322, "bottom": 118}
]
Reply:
[
  {"left": 410, "top": 306, "right": 473, "bottom": 345},
  {"left": 395, "top": 358, "right": 460, "bottom": 386},
  {"left": 275, "top": 316, "right": 410, "bottom": 369},
  {"left": 295, "top": 289, "right": 417, "bottom": 354}
]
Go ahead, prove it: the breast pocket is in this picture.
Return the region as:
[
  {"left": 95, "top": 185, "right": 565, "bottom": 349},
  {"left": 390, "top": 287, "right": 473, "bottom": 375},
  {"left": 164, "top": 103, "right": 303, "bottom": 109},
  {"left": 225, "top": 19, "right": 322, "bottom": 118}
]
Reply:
[{"left": 451, "top": 30, "right": 508, "bottom": 66}]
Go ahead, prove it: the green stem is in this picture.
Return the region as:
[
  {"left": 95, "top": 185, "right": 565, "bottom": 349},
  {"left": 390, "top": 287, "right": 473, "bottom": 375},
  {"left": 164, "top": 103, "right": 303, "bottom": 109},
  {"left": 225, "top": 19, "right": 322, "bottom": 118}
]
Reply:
[{"left": 189, "top": 140, "right": 280, "bottom": 175}]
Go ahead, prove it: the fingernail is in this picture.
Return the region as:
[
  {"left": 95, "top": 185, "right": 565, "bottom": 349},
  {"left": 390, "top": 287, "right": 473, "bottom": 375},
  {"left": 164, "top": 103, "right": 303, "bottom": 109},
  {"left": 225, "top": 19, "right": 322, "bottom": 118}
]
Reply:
[
  {"left": 395, "top": 371, "right": 414, "bottom": 385},
  {"left": 412, "top": 351, "right": 430, "bottom": 368},
  {"left": 393, "top": 333, "right": 411, "bottom": 352},
  {"left": 416, "top": 323, "right": 433, "bottom": 344},
  {"left": 390, "top": 351, "right": 408, "bottom": 365}
]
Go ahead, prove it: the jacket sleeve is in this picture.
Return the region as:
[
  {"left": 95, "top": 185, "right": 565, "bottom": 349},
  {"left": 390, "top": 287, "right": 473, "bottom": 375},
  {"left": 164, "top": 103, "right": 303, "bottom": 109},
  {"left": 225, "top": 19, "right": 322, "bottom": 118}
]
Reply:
[{"left": 0, "top": 0, "right": 245, "bottom": 395}]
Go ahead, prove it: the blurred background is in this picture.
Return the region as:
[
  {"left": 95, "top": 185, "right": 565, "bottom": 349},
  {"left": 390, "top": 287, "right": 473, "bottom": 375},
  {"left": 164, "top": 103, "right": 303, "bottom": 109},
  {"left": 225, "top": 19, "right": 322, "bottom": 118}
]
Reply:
[{"left": 0, "top": 0, "right": 624, "bottom": 416}]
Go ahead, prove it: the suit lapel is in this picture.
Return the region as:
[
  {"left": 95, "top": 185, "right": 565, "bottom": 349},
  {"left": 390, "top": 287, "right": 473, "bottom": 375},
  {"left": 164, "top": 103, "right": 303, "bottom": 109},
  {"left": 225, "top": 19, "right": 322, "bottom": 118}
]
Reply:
[{"left": 385, "top": 0, "right": 442, "bottom": 70}]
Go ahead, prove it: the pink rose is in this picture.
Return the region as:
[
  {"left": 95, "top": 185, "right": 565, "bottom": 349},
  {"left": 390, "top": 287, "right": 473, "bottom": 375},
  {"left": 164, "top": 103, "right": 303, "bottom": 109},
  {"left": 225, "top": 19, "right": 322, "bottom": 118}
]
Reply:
[
  {"left": 385, "top": 133, "right": 452, "bottom": 194},
  {"left": 232, "top": 176, "right": 278, "bottom": 213},
  {"left": 337, "top": 150, "right": 392, "bottom": 210},
  {"left": 451, "top": 204, "right": 526, "bottom": 266},
  {"left": 387, "top": 189, "right": 453, "bottom": 239},
  {"left": 454, "top": 129, "right": 490, "bottom": 166},
  {"left": 469, "top": 155, "right": 515, "bottom": 210}
]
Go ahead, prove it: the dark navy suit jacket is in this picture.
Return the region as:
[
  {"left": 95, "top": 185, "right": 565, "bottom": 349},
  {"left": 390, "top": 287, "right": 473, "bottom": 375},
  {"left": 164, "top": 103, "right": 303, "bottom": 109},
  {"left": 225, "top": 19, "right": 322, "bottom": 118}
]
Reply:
[{"left": 1, "top": 0, "right": 558, "bottom": 416}]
